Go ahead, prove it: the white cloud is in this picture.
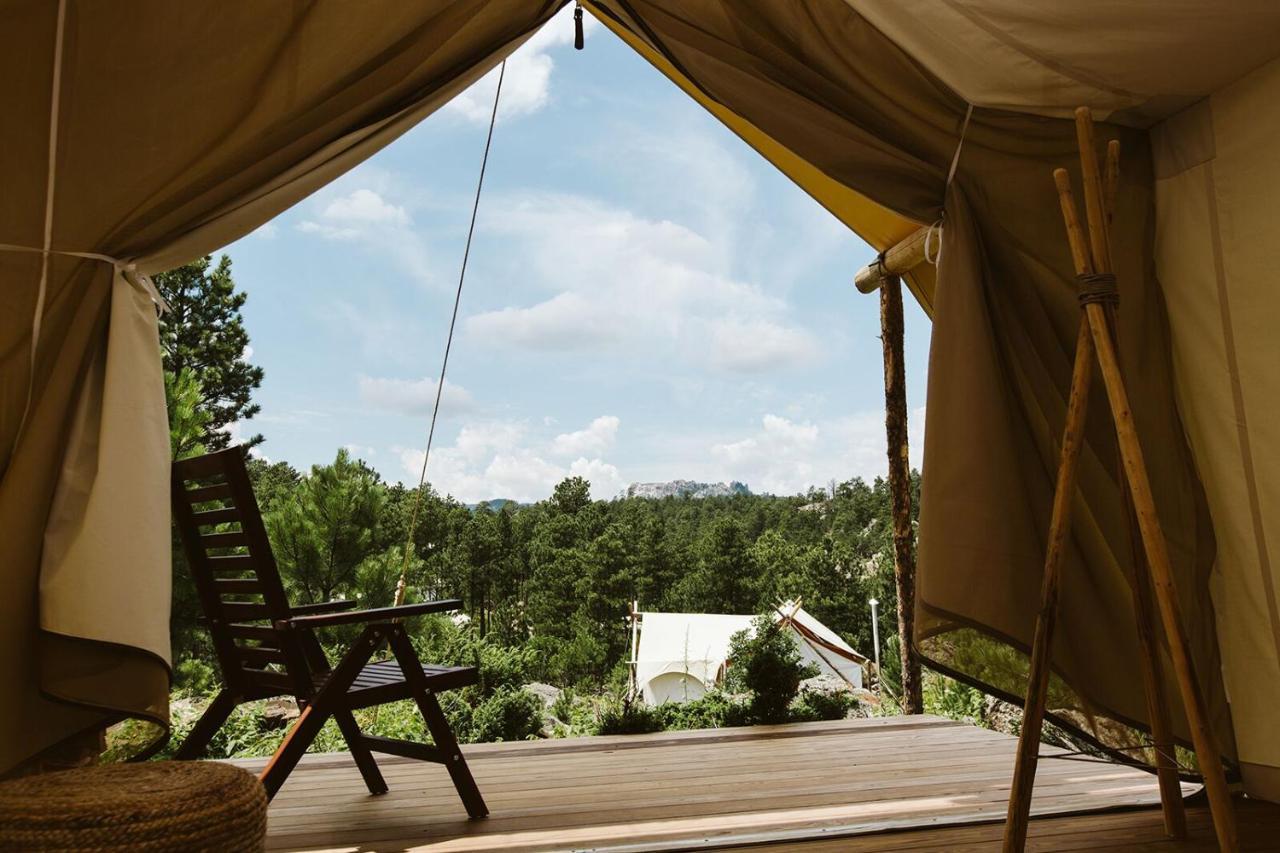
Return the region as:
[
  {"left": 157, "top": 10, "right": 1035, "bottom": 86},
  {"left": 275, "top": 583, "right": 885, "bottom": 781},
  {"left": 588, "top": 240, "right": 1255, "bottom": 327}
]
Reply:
[
  {"left": 708, "top": 318, "right": 821, "bottom": 373},
  {"left": 465, "top": 192, "right": 820, "bottom": 373},
  {"left": 221, "top": 421, "right": 268, "bottom": 460},
  {"left": 358, "top": 375, "right": 475, "bottom": 416},
  {"left": 297, "top": 188, "right": 431, "bottom": 285},
  {"left": 395, "top": 414, "right": 623, "bottom": 503},
  {"left": 343, "top": 443, "right": 377, "bottom": 459},
  {"left": 569, "top": 457, "right": 624, "bottom": 497},
  {"left": 552, "top": 415, "right": 619, "bottom": 457},
  {"left": 249, "top": 222, "right": 278, "bottom": 240},
  {"left": 704, "top": 409, "right": 925, "bottom": 495},
  {"left": 445, "top": 6, "right": 599, "bottom": 124}
]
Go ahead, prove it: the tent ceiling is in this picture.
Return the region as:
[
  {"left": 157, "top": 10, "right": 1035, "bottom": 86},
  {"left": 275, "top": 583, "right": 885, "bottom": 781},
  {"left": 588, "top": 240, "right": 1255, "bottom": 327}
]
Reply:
[{"left": 850, "top": 1, "right": 1280, "bottom": 125}]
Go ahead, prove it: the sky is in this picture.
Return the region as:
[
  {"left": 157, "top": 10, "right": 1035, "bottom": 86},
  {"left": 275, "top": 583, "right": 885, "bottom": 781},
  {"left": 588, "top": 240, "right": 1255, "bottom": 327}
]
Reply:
[{"left": 221, "top": 7, "right": 931, "bottom": 504}]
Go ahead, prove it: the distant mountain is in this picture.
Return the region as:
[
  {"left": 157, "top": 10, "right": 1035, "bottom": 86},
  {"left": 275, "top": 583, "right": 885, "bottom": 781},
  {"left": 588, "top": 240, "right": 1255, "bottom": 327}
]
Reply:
[
  {"left": 467, "top": 498, "right": 523, "bottom": 512},
  {"left": 621, "top": 480, "right": 752, "bottom": 500}
]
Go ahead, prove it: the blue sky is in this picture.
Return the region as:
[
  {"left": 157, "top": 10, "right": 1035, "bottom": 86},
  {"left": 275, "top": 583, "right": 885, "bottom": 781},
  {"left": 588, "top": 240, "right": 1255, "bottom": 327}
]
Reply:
[{"left": 222, "top": 8, "right": 930, "bottom": 503}]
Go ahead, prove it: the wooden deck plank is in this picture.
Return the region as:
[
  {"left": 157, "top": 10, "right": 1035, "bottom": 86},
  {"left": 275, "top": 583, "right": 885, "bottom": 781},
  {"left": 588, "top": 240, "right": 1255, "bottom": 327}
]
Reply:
[{"left": 226, "top": 715, "right": 1266, "bottom": 852}]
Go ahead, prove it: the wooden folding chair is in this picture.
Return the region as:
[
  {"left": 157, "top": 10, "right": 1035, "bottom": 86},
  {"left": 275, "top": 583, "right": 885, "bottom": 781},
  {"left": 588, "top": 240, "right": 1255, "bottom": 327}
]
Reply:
[{"left": 170, "top": 446, "right": 487, "bottom": 817}]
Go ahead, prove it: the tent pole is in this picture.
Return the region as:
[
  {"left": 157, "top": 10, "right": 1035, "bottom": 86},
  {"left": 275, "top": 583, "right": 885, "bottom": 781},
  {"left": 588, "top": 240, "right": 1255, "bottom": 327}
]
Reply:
[
  {"left": 1004, "top": 109, "right": 1234, "bottom": 853},
  {"left": 1099, "top": 139, "right": 1187, "bottom": 840},
  {"left": 879, "top": 275, "right": 923, "bottom": 714},
  {"left": 1002, "top": 182, "right": 1098, "bottom": 853},
  {"left": 854, "top": 226, "right": 935, "bottom": 294}
]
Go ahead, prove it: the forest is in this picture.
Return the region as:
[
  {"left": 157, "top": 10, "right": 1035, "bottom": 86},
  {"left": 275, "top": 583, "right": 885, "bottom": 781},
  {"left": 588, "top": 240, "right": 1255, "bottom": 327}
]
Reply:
[{"left": 135, "top": 254, "right": 973, "bottom": 761}]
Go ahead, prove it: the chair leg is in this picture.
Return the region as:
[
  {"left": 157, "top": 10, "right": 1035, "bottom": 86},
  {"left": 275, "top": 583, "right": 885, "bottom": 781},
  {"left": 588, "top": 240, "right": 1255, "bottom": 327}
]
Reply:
[
  {"left": 259, "top": 703, "right": 329, "bottom": 800},
  {"left": 334, "top": 709, "right": 388, "bottom": 795},
  {"left": 260, "top": 625, "right": 384, "bottom": 800},
  {"left": 418, "top": 690, "right": 488, "bottom": 819},
  {"left": 386, "top": 625, "right": 488, "bottom": 819},
  {"left": 174, "top": 689, "right": 239, "bottom": 760}
]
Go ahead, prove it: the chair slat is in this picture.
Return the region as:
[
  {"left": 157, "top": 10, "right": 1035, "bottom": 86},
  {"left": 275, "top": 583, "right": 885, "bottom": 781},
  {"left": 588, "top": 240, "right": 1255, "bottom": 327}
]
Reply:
[
  {"left": 175, "top": 452, "right": 239, "bottom": 480},
  {"left": 221, "top": 602, "right": 271, "bottom": 622},
  {"left": 192, "top": 507, "right": 241, "bottom": 526},
  {"left": 228, "top": 623, "right": 279, "bottom": 643},
  {"left": 184, "top": 482, "right": 233, "bottom": 504},
  {"left": 214, "top": 578, "right": 262, "bottom": 595},
  {"left": 208, "top": 555, "right": 255, "bottom": 573},
  {"left": 202, "top": 531, "right": 251, "bottom": 550}
]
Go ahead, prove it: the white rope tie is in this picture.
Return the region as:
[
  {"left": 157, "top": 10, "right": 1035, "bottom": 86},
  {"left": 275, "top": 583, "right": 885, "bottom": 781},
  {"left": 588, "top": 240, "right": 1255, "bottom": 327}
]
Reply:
[
  {"left": 923, "top": 102, "right": 973, "bottom": 273},
  {"left": 922, "top": 220, "right": 943, "bottom": 266},
  {"left": 1, "top": 244, "right": 169, "bottom": 310}
]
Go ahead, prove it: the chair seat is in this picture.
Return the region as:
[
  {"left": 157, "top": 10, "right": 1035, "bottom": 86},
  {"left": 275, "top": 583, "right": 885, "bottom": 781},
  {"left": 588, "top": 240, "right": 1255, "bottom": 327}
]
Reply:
[{"left": 324, "top": 660, "right": 478, "bottom": 708}]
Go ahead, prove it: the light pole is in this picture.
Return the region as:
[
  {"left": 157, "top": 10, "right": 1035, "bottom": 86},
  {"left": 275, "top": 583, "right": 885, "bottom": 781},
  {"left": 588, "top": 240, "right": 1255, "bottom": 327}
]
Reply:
[{"left": 868, "top": 597, "right": 881, "bottom": 692}]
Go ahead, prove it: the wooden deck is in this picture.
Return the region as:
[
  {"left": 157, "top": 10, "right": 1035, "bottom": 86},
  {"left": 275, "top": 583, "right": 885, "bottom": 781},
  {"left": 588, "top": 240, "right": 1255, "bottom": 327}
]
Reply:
[{"left": 232, "top": 714, "right": 1279, "bottom": 852}]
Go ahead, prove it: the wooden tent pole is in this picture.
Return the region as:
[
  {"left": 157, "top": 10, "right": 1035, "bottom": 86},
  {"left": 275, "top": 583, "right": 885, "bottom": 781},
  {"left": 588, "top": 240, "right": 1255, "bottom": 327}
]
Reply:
[
  {"left": 1073, "top": 107, "right": 1234, "bottom": 850},
  {"left": 854, "top": 225, "right": 936, "bottom": 293},
  {"left": 1085, "top": 300, "right": 1237, "bottom": 850},
  {"left": 1006, "top": 108, "right": 1235, "bottom": 853},
  {"left": 879, "top": 275, "right": 923, "bottom": 714},
  {"left": 1097, "top": 138, "right": 1186, "bottom": 839},
  {"left": 1002, "top": 175, "right": 1098, "bottom": 853}
]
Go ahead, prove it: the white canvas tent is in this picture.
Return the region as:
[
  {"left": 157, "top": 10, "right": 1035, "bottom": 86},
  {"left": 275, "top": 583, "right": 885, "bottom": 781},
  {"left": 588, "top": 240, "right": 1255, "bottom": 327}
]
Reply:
[{"left": 631, "top": 603, "right": 867, "bottom": 706}]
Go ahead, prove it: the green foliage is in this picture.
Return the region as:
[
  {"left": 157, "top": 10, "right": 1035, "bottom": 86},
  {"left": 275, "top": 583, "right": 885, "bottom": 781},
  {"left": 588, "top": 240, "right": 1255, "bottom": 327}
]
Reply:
[
  {"left": 922, "top": 670, "right": 985, "bottom": 722},
  {"left": 656, "top": 691, "right": 751, "bottom": 730},
  {"left": 470, "top": 687, "right": 544, "bottom": 742},
  {"left": 163, "top": 467, "right": 921, "bottom": 756},
  {"left": 726, "top": 616, "right": 818, "bottom": 723},
  {"left": 596, "top": 700, "right": 667, "bottom": 735},
  {"left": 266, "top": 449, "right": 387, "bottom": 604},
  {"left": 156, "top": 255, "right": 264, "bottom": 449},
  {"left": 164, "top": 368, "right": 211, "bottom": 460},
  {"left": 789, "top": 687, "right": 858, "bottom": 723}
]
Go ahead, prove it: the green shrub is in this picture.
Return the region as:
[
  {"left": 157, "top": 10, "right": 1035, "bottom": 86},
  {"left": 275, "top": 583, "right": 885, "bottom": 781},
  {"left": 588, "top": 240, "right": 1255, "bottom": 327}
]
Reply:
[
  {"left": 551, "top": 687, "right": 576, "bottom": 722},
  {"left": 726, "top": 616, "right": 818, "bottom": 723},
  {"left": 789, "top": 688, "right": 857, "bottom": 722},
  {"left": 658, "top": 691, "right": 751, "bottom": 730},
  {"left": 595, "top": 699, "right": 666, "bottom": 735},
  {"left": 922, "top": 670, "right": 985, "bottom": 722},
  {"left": 470, "top": 687, "right": 543, "bottom": 742},
  {"left": 173, "top": 658, "right": 218, "bottom": 697}
]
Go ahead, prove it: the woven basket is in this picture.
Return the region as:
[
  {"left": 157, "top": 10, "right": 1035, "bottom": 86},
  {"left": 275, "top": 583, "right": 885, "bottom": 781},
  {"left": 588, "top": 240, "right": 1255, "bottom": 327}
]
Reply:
[{"left": 0, "top": 761, "right": 267, "bottom": 852}]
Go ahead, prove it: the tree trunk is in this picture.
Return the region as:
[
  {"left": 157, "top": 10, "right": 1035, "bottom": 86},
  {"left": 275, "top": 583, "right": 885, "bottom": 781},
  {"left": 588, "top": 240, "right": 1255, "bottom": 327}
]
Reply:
[{"left": 880, "top": 276, "right": 923, "bottom": 714}]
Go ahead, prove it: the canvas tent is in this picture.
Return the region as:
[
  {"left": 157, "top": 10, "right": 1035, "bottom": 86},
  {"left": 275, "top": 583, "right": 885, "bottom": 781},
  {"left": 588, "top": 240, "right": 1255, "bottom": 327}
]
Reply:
[
  {"left": 2, "top": 0, "right": 1279, "bottom": 803},
  {"left": 632, "top": 604, "right": 866, "bottom": 705}
]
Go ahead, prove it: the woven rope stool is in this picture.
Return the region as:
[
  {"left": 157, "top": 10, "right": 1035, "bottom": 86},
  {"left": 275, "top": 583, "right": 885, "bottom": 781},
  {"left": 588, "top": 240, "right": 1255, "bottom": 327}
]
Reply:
[{"left": 0, "top": 761, "right": 267, "bottom": 852}]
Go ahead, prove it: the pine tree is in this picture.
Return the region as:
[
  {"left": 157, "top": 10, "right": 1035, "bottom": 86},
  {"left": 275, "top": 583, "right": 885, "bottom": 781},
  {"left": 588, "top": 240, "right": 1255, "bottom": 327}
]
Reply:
[{"left": 156, "top": 254, "right": 264, "bottom": 449}]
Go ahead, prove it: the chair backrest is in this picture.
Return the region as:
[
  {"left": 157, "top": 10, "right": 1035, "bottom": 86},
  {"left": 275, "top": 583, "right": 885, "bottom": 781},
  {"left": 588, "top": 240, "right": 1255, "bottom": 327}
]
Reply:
[{"left": 172, "top": 447, "right": 309, "bottom": 699}]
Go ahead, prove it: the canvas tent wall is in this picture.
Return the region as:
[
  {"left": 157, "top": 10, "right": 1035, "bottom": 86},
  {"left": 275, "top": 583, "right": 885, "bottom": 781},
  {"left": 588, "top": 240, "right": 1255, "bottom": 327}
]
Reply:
[
  {"left": 3, "top": 0, "right": 1279, "bottom": 802},
  {"left": 632, "top": 606, "right": 866, "bottom": 706}
]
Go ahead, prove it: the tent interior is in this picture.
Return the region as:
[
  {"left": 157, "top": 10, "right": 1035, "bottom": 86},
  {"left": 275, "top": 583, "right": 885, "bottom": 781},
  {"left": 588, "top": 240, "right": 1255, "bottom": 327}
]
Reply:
[{"left": 3, "top": 0, "right": 1279, "bottom": 823}]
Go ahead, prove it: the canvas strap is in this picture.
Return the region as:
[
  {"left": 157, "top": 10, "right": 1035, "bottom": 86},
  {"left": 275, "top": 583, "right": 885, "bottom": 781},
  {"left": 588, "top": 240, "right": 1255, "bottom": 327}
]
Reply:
[{"left": 3, "top": 0, "right": 167, "bottom": 456}]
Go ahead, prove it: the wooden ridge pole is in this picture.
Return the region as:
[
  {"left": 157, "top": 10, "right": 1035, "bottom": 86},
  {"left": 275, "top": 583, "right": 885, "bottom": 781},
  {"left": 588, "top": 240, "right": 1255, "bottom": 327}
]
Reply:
[
  {"left": 854, "top": 226, "right": 937, "bottom": 293},
  {"left": 879, "top": 275, "right": 923, "bottom": 714}
]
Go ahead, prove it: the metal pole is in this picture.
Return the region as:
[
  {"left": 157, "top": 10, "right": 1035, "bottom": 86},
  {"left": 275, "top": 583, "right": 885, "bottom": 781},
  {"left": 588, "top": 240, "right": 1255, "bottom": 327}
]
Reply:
[{"left": 869, "top": 597, "right": 882, "bottom": 691}]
